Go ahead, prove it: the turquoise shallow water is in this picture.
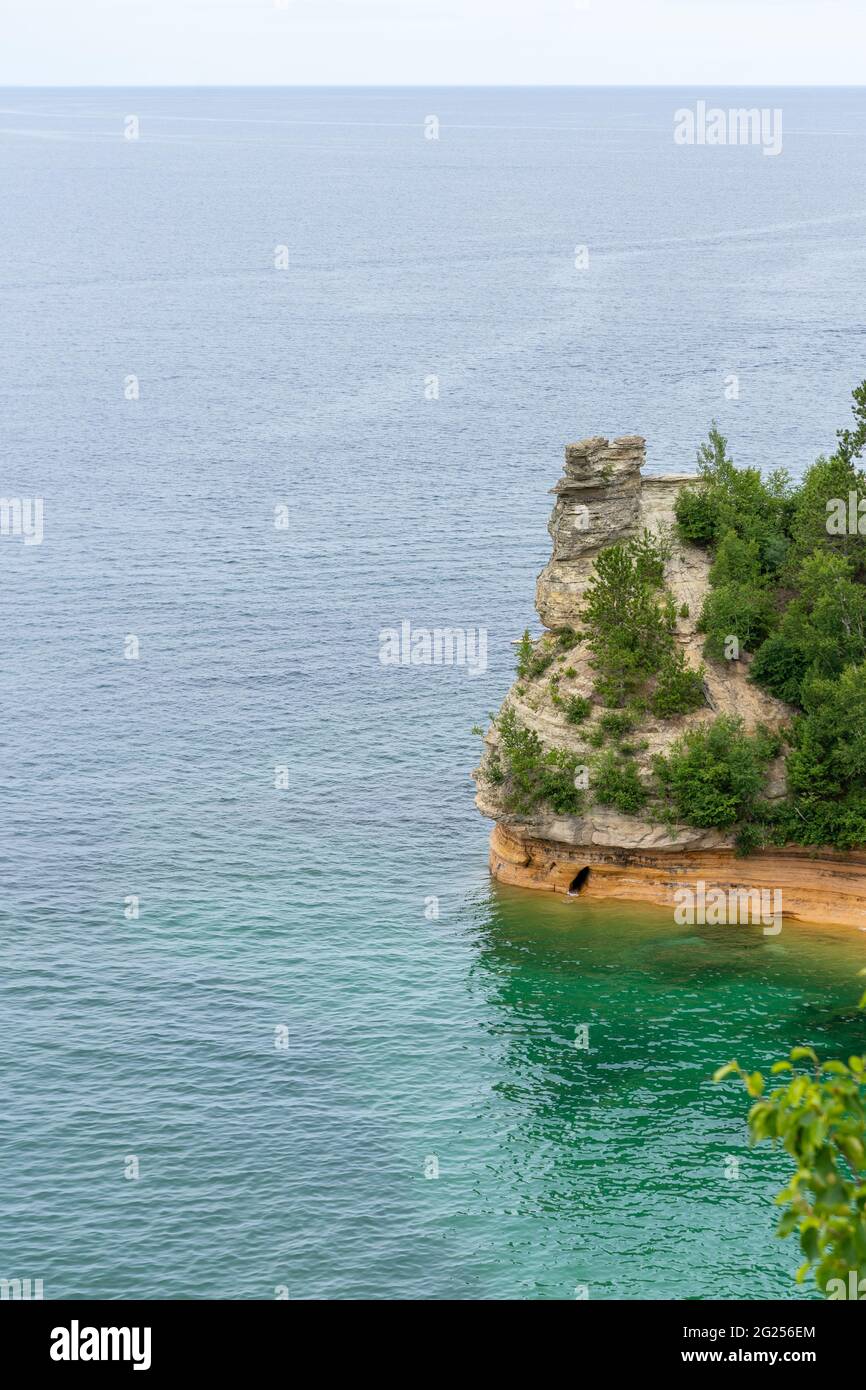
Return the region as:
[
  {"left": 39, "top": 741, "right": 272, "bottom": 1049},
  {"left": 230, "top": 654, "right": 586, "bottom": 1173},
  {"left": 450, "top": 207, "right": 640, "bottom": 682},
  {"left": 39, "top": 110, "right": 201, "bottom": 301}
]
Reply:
[
  {"left": 4, "top": 874, "right": 866, "bottom": 1300},
  {"left": 2, "top": 86, "right": 866, "bottom": 1300}
]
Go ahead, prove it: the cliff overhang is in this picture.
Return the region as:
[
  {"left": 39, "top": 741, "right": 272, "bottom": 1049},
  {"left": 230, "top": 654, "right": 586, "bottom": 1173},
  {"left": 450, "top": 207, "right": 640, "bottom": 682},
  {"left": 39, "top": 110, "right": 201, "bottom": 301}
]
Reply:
[{"left": 474, "top": 435, "right": 865, "bottom": 930}]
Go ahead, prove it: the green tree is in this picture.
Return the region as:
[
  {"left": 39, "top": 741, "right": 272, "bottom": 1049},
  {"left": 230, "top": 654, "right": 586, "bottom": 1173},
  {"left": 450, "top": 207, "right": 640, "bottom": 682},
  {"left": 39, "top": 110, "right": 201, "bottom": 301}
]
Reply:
[
  {"left": 516, "top": 629, "right": 534, "bottom": 678},
  {"left": 787, "top": 662, "right": 866, "bottom": 799},
  {"left": 708, "top": 530, "right": 763, "bottom": 588},
  {"left": 592, "top": 750, "right": 647, "bottom": 815},
  {"left": 653, "top": 716, "right": 775, "bottom": 828},
  {"left": 494, "top": 706, "right": 584, "bottom": 816},
  {"left": 698, "top": 581, "right": 777, "bottom": 661},
  {"left": 650, "top": 647, "right": 705, "bottom": 717},
  {"left": 785, "top": 384, "right": 866, "bottom": 576},
  {"left": 674, "top": 424, "right": 793, "bottom": 562},
  {"left": 786, "top": 451, "right": 866, "bottom": 575},
  {"left": 749, "top": 630, "right": 812, "bottom": 706},
  {"left": 581, "top": 534, "right": 674, "bottom": 706},
  {"left": 516, "top": 628, "right": 554, "bottom": 680},
  {"left": 564, "top": 695, "right": 592, "bottom": 725},
  {"left": 715, "top": 1032, "right": 866, "bottom": 1295},
  {"left": 797, "top": 550, "right": 866, "bottom": 674},
  {"left": 750, "top": 549, "right": 866, "bottom": 709}
]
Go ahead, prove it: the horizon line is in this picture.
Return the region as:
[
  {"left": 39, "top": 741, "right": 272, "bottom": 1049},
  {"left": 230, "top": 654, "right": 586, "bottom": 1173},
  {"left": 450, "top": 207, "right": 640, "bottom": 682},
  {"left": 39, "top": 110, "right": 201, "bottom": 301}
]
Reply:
[{"left": 3, "top": 82, "right": 866, "bottom": 90}]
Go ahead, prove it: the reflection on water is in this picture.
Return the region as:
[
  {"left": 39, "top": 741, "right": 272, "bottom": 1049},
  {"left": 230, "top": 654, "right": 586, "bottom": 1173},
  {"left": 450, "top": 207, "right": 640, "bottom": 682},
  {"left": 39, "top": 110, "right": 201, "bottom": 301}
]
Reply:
[{"left": 463, "top": 883, "right": 866, "bottom": 1299}]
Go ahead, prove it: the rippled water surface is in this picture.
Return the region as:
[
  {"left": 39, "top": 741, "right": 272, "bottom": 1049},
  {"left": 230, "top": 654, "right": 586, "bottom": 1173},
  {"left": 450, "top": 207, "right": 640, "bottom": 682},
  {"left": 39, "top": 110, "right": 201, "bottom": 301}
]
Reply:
[{"left": 2, "top": 86, "right": 866, "bottom": 1299}]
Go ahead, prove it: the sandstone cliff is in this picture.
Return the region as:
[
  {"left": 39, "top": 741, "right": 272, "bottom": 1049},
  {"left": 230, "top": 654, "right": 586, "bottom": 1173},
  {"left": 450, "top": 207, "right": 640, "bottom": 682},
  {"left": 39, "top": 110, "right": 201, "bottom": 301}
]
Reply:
[{"left": 474, "top": 436, "right": 866, "bottom": 929}]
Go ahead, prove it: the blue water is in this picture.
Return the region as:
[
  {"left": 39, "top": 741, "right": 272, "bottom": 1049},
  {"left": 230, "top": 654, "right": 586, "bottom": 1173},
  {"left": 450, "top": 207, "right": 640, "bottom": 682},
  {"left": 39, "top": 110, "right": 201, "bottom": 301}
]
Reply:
[{"left": 2, "top": 86, "right": 866, "bottom": 1300}]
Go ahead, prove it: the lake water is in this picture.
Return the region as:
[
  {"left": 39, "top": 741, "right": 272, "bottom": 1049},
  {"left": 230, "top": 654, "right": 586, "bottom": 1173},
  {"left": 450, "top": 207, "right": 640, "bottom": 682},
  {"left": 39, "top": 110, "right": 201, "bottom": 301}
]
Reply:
[{"left": 2, "top": 86, "right": 866, "bottom": 1300}]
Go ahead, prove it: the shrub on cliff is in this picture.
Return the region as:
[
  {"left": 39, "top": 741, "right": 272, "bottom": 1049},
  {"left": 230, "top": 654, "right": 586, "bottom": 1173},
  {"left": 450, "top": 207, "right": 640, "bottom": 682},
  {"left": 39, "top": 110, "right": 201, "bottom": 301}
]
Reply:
[
  {"left": 785, "top": 393, "right": 866, "bottom": 576},
  {"left": 748, "top": 630, "right": 813, "bottom": 705},
  {"left": 674, "top": 423, "right": 793, "bottom": 561},
  {"left": 673, "top": 485, "right": 719, "bottom": 547},
  {"left": 708, "top": 530, "right": 763, "bottom": 587},
  {"left": 652, "top": 716, "right": 775, "bottom": 829},
  {"left": 791, "top": 550, "right": 866, "bottom": 677},
  {"left": 539, "top": 749, "right": 587, "bottom": 815},
  {"left": 697, "top": 580, "right": 778, "bottom": 661},
  {"left": 650, "top": 648, "right": 706, "bottom": 717},
  {"left": 631, "top": 525, "right": 673, "bottom": 583},
  {"left": 756, "top": 793, "right": 866, "bottom": 853},
  {"left": 564, "top": 695, "right": 591, "bottom": 725},
  {"left": 750, "top": 551, "right": 866, "bottom": 706},
  {"left": 494, "top": 706, "right": 584, "bottom": 816},
  {"left": 516, "top": 628, "right": 554, "bottom": 680},
  {"left": 599, "top": 709, "right": 635, "bottom": 739},
  {"left": 786, "top": 663, "right": 866, "bottom": 801},
  {"left": 581, "top": 531, "right": 675, "bottom": 706},
  {"left": 592, "top": 751, "right": 647, "bottom": 816}
]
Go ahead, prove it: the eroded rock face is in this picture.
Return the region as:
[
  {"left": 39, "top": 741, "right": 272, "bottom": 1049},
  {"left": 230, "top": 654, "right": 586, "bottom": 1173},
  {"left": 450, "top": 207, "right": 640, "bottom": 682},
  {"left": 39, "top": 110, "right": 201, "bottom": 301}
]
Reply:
[
  {"left": 487, "top": 825, "right": 866, "bottom": 930},
  {"left": 472, "top": 434, "right": 847, "bottom": 926},
  {"left": 536, "top": 435, "right": 644, "bottom": 629}
]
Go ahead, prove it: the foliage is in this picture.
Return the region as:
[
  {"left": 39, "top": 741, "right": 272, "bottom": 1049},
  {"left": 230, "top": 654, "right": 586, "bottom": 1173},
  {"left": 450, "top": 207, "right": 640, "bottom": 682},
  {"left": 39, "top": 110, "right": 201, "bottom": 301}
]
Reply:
[
  {"left": 733, "top": 819, "right": 765, "bottom": 857},
  {"left": 795, "top": 551, "right": 866, "bottom": 673},
  {"left": 748, "top": 631, "right": 813, "bottom": 706},
  {"left": 708, "top": 530, "right": 763, "bottom": 588},
  {"left": 673, "top": 483, "right": 720, "bottom": 547},
  {"left": 653, "top": 716, "right": 775, "bottom": 829},
  {"left": 836, "top": 380, "right": 866, "bottom": 467},
  {"left": 599, "top": 709, "right": 635, "bottom": 739},
  {"left": 715, "top": 1038, "right": 866, "bottom": 1295},
  {"left": 485, "top": 751, "right": 505, "bottom": 785},
  {"left": 493, "top": 706, "right": 583, "bottom": 816},
  {"left": 698, "top": 581, "right": 777, "bottom": 661},
  {"left": 592, "top": 750, "right": 647, "bottom": 815},
  {"left": 564, "top": 694, "right": 592, "bottom": 725},
  {"left": 516, "top": 628, "right": 555, "bottom": 680},
  {"left": 631, "top": 525, "right": 673, "bottom": 584},
  {"left": 650, "top": 647, "right": 706, "bottom": 717},
  {"left": 537, "top": 749, "right": 587, "bottom": 814},
  {"left": 674, "top": 423, "right": 794, "bottom": 563},
  {"left": 786, "top": 452, "right": 866, "bottom": 577},
  {"left": 580, "top": 532, "right": 675, "bottom": 706},
  {"left": 750, "top": 548, "right": 866, "bottom": 714},
  {"left": 786, "top": 663, "right": 866, "bottom": 805}
]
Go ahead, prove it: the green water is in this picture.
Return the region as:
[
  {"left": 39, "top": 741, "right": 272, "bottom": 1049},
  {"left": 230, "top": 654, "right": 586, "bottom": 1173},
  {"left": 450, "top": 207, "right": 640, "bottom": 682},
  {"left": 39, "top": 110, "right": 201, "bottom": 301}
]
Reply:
[
  {"left": 8, "top": 853, "right": 864, "bottom": 1300},
  {"left": 448, "top": 886, "right": 866, "bottom": 1300},
  {"left": 5, "top": 85, "right": 866, "bottom": 1301}
]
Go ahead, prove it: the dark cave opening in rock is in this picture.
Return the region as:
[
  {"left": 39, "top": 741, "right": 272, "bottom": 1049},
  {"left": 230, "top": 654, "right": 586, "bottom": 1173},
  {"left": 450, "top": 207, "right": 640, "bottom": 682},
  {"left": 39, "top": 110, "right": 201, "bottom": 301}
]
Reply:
[{"left": 567, "top": 866, "right": 591, "bottom": 895}]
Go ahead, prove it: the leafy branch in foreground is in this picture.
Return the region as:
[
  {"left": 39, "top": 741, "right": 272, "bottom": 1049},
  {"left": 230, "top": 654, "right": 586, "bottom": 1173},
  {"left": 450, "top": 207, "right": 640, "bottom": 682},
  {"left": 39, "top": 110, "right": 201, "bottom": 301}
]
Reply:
[{"left": 715, "top": 990, "right": 866, "bottom": 1295}]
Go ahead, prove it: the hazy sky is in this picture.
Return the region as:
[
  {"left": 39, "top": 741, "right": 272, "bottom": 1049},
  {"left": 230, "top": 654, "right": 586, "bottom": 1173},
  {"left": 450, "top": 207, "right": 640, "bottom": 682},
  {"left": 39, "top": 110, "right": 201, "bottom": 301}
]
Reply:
[{"left": 3, "top": 0, "right": 865, "bottom": 87}]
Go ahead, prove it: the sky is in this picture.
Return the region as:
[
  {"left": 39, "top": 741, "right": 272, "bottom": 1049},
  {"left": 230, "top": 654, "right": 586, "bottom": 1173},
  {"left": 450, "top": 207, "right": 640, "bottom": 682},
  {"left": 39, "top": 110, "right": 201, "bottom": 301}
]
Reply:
[{"left": 2, "top": 0, "right": 865, "bottom": 87}]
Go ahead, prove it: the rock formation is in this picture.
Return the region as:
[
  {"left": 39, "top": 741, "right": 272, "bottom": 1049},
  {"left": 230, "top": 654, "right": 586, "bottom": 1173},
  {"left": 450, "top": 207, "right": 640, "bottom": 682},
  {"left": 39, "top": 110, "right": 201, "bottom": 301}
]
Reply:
[
  {"left": 535, "top": 435, "right": 646, "bottom": 628},
  {"left": 474, "top": 436, "right": 866, "bottom": 930}
]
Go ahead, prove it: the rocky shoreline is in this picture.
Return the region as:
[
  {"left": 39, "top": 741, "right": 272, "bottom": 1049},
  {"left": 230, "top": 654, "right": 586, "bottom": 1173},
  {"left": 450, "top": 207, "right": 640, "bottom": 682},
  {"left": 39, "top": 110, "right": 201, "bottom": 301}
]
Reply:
[{"left": 473, "top": 435, "right": 866, "bottom": 930}]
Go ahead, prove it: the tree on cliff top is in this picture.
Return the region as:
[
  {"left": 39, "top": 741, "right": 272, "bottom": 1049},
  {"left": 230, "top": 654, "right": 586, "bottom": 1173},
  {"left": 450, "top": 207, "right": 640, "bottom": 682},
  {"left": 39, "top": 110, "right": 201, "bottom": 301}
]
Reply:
[
  {"left": 674, "top": 421, "right": 794, "bottom": 567},
  {"left": 580, "top": 531, "right": 674, "bottom": 707}
]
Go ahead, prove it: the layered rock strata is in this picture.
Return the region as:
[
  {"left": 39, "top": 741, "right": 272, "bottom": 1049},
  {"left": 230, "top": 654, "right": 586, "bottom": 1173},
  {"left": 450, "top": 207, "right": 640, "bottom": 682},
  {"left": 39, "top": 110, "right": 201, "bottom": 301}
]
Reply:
[{"left": 474, "top": 436, "right": 866, "bottom": 930}]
